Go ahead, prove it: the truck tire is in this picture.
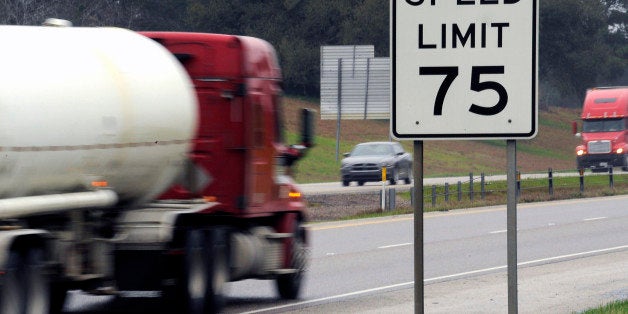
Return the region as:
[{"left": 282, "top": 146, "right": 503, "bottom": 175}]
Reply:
[
  {"left": 276, "top": 223, "right": 307, "bottom": 299},
  {"left": 184, "top": 228, "right": 228, "bottom": 314},
  {"left": 623, "top": 155, "right": 628, "bottom": 172},
  {"left": 49, "top": 281, "right": 68, "bottom": 314},
  {"left": 0, "top": 247, "right": 50, "bottom": 314}
]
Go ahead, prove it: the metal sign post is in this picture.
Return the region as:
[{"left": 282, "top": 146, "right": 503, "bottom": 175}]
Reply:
[
  {"left": 507, "top": 140, "right": 518, "bottom": 313},
  {"left": 413, "top": 140, "right": 424, "bottom": 314},
  {"left": 392, "top": 1, "right": 537, "bottom": 313}
]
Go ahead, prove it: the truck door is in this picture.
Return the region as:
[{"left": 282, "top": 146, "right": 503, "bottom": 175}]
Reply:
[{"left": 246, "top": 94, "right": 274, "bottom": 209}]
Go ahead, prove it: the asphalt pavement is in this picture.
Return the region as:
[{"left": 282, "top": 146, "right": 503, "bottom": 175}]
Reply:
[{"left": 278, "top": 250, "right": 627, "bottom": 313}]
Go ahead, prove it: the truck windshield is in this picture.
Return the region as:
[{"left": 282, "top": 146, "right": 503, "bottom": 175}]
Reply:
[{"left": 582, "top": 118, "right": 625, "bottom": 133}]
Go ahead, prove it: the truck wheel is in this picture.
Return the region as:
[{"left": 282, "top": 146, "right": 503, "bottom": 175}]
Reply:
[
  {"left": 184, "top": 228, "right": 228, "bottom": 314},
  {"left": 276, "top": 223, "right": 307, "bottom": 299},
  {"left": 49, "top": 281, "right": 68, "bottom": 314},
  {"left": 622, "top": 156, "right": 628, "bottom": 172},
  {"left": 0, "top": 247, "right": 50, "bottom": 314}
]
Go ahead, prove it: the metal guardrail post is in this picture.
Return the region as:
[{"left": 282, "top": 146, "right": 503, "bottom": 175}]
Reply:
[
  {"left": 457, "top": 181, "right": 462, "bottom": 201},
  {"left": 609, "top": 167, "right": 614, "bottom": 190},
  {"left": 481, "top": 173, "right": 486, "bottom": 200},
  {"left": 579, "top": 168, "right": 585, "bottom": 193},
  {"left": 469, "top": 172, "right": 474, "bottom": 201},
  {"left": 444, "top": 183, "right": 450, "bottom": 202},
  {"left": 516, "top": 171, "right": 521, "bottom": 199},
  {"left": 548, "top": 168, "right": 553, "bottom": 196}
]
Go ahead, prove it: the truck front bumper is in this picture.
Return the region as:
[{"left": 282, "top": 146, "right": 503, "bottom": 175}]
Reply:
[{"left": 577, "top": 154, "right": 626, "bottom": 170}]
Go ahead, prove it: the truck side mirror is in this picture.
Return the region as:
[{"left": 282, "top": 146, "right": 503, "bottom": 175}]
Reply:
[{"left": 301, "top": 109, "right": 316, "bottom": 148}]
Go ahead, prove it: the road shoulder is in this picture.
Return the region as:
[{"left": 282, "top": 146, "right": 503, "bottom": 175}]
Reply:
[{"left": 285, "top": 250, "right": 627, "bottom": 313}]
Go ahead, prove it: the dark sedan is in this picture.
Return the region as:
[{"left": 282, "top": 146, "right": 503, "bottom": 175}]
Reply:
[{"left": 340, "top": 142, "right": 412, "bottom": 186}]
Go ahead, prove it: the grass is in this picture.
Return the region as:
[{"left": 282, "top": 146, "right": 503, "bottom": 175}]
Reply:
[
  {"left": 579, "top": 299, "right": 627, "bottom": 314},
  {"left": 283, "top": 96, "right": 582, "bottom": 184}
]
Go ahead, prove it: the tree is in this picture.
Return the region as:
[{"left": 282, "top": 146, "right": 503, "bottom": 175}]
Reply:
[{"left": 540, "top": 0, "right": 627, "bottom": 107}]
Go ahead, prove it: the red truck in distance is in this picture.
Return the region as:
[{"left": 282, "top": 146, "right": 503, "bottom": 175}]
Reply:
[{"left": 574, "top": 87, "right": 628, "bottom": 172}]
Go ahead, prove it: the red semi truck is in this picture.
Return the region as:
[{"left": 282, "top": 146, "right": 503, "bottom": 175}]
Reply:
[
  {"left": 0, "top": 24, "right": 313, "bottom": 313},
  {"left": 574, "top": 87, "right": 628, "bottom": 172}
]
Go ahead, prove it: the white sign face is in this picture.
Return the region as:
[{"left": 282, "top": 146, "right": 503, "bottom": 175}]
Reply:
[{"left": 392, "top": 0, "right": 538, "bottom": 140}]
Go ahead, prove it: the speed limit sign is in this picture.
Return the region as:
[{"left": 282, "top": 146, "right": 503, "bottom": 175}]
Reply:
[{"left": 391, "top": 0, "right": 538, "bottom": 140}]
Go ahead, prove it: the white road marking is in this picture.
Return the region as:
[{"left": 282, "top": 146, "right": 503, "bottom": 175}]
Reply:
[
  {"left": 583, "top": 217, "right": 607, "bottom": 221},
  {"left": 241, "top": 245, "right": 628, "bottom": 314},
  {"left": 489, "top": 230, "right": 507, "bottom": 234},
  {"left": 378, "top": 243, "right": 412, "bottom": 249}
]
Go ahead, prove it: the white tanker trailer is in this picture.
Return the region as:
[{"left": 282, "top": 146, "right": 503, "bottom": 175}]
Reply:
[{"left": 0, "top": 26, "right": 197, "bottom": 205}]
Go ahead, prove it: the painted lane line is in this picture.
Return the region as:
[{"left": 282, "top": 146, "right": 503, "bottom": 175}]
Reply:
[
  {"left": 583, "top": 217, "right": 607, "bottom": 222},
  {"left": 242, "top": 245, "right": 628, "bottom": 314},
  {"left": 378, "top": 243, "right": 412, "bottom": 249},
  {"left": 489, "top": 230, "right": 507, "bottom": 234},
  {"left": 489, "top": 229, "right": 519, "bottom": 234}
]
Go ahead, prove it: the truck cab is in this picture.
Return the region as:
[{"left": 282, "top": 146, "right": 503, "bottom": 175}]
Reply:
[
  {"left": 141, "top": 32, "right": 312, "bottom": 213},
  {"left": 575, "top": 87, "right": 628, "bottom": 172}
]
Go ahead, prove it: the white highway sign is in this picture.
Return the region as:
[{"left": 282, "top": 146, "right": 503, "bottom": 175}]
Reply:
[{"left": 391, "top": 0, "right": 538, "bottom": 140}]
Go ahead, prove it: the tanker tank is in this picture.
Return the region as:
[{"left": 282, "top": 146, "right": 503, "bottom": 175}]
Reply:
[{"left": 0, "top": 26, "right": 198, "bottom": 204}]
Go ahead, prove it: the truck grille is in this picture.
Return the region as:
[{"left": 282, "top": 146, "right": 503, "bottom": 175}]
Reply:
[
  {"left": 588, "top": 141, "right": 611, "bottom": 154},
  {"left": 352, "top": 163, "right": 379, "bottom": 171}
]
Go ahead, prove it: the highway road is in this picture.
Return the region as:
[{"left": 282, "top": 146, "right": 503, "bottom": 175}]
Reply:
[{"left": 64, "top": 195, "right": 628, "bottom": 313}]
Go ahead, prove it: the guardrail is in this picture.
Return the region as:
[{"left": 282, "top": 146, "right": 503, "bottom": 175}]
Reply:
[
  {"left": 419, "top": 168, "right": 627, "bottom": 208},
  {"left": 304, "top": 168, "right": 628, "bottom": 221}
]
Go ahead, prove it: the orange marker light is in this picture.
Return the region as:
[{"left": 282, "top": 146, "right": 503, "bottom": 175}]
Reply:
[
  {"left": 91, "top": 181, "right": 109, "bottom": 188},
  {"left": 203, "top": 196, "right": 217, "bottom": 202},
  {"left": 289, "top": 192, "right": 301, "bottom": 199}
]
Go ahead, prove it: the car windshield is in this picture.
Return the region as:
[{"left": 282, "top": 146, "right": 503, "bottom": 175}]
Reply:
[
  {"left": 582, "top": 118, "right": 625, "bottom": 133},
  {"left": 351, "top": 144, "right": 393, "bottom": 156}
]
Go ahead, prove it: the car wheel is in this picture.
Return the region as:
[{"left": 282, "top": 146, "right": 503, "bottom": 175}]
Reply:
[
  {"left": 357, "top": 181, "right": 365, "bottom": 186},
  {"left": 390, "top": 168, "right": 398, "bottom": 185},
  {"left": 342, "top": 180, "right": 349, "bottom": 187},
  {"left": 404, "top": 166, "right": 412, "bottom": 184}
]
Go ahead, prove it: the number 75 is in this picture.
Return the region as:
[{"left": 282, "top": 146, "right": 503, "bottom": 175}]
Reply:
[{"left": 419, "top": 66, "right": 508, "bottom": 116}]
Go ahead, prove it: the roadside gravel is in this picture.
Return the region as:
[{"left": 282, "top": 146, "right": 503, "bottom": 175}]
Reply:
[{"left": 305, "top": 191, "right": 412, "bottom": 221}]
